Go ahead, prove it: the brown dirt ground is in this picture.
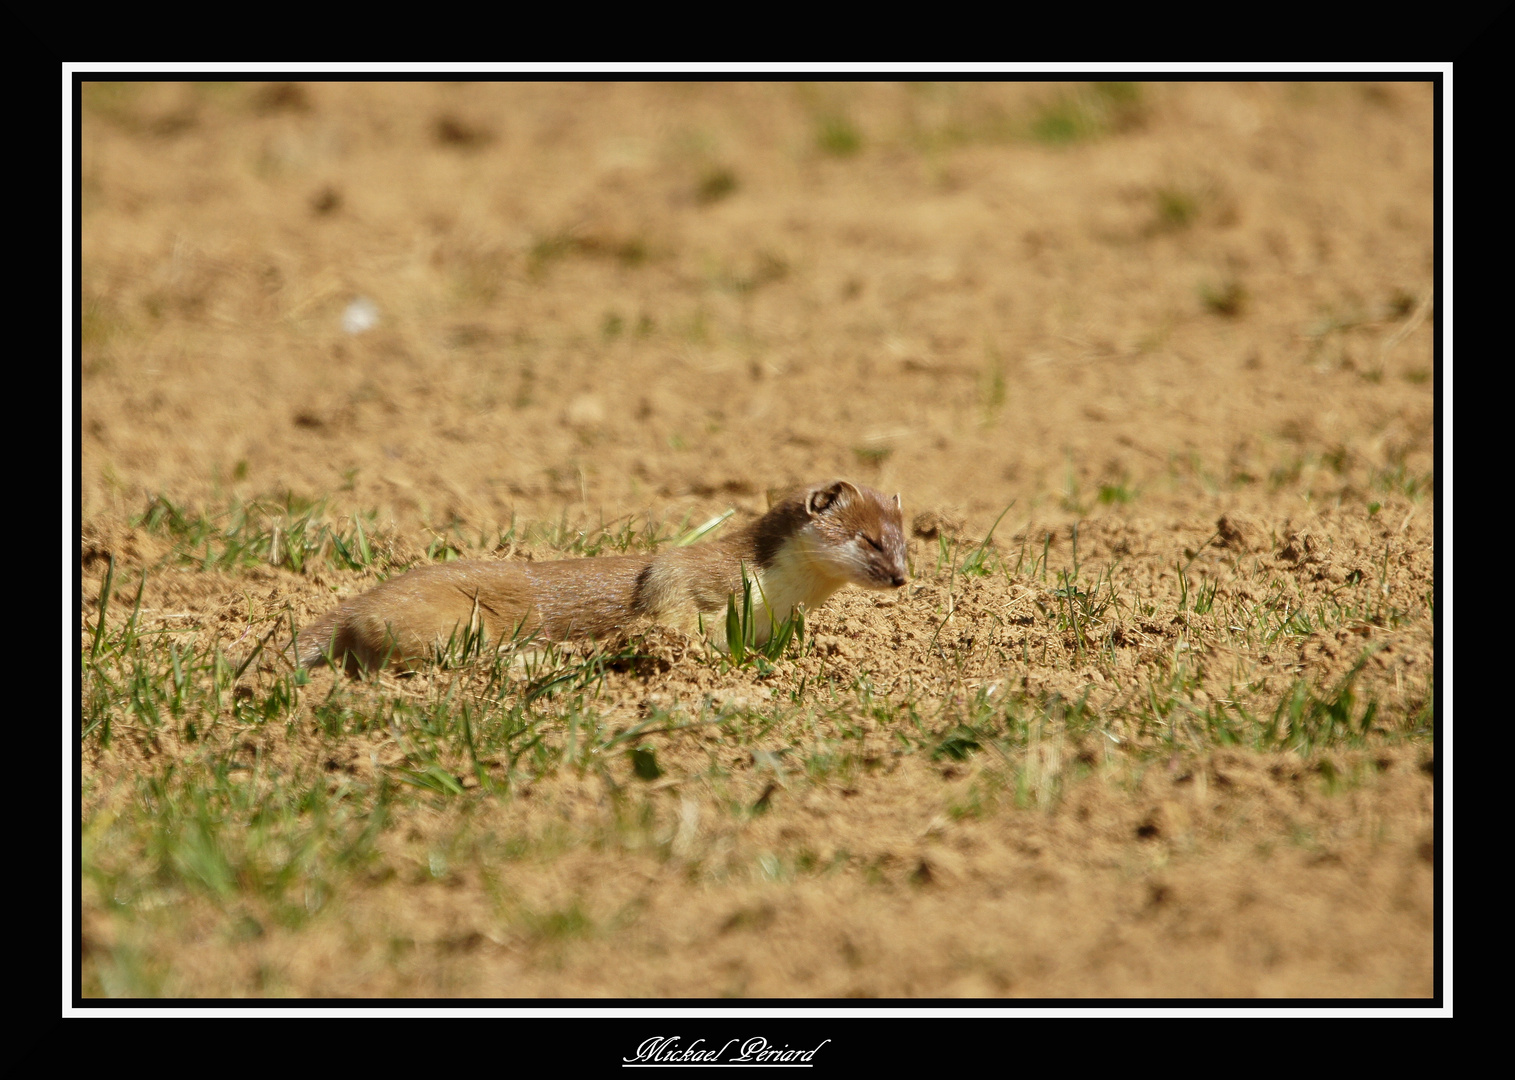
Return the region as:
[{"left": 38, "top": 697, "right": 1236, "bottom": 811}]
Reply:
[{"left": 77, "top": 81, "right": 1438, "bottom": 1000}]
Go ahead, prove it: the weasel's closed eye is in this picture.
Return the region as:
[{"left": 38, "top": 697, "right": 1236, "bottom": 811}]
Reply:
[{"left": 862, "top": 534, "right": 883, "bottom": 553}]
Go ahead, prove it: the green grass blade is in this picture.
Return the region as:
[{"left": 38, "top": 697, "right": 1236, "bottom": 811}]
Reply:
[{"left": 91, "top": 555, "right": 115, "bottom": 660}]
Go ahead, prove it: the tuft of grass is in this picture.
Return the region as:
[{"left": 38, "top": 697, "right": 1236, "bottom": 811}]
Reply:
[
  {"left": 1060, "top": 461, "right": 1091, "bottom": 516},
  {"left": 1371, "top": 463, "right": 1433, "bottom": 501},
  {"left": 718, "top": 251, "right": 789, "bottom": 296},
  {"left": 815, "top": 115, "right": 863, "bottom": 156},
  {"left": 960, "top": 504, "right": 1014, "bottom": 579},
  {"left": 527, "top": 508, "right": 681, "bottom": 557},
  {"left": 1258, "top": 653, "right": 1386, "bottom": 753},
  {"left": 520, "top": 902, "right": 594, "bottom": 943},
  {"left": 1153, "top": 187, "right": 1201, "bottom": 231},
  {"left": 82, "top": 698, "right": 392, "bottom": 941},
  {"left": 1030, "top": 82, "right": 1144, "bottom": 144},
  {"left": 721, "top": 566, "right": 806, "bottom": 669},
  {"left": 1201, "top": 279, "right": 1248, "bottom": 317},
  {"left": 1097, "top": 480, "right": 1138, "bottom": 506},
  {"left": 697, "top": 166, "right": 739, "bottom": 204},
  {"left": 133, "top": 494, "right": 383, "bottom": 575},
  {"left": 527, "top": 232, "right": 651, "bottom": 281},
  {"left": 980, "top": 345, "right": 1007, "bottom": 424}
]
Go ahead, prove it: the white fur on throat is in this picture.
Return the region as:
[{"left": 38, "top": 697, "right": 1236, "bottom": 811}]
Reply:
[{"left": 745, "top": 536, "right": 852, "bottom": 642}]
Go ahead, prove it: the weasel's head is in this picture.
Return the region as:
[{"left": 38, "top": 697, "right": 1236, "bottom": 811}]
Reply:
[{"left": 762, "top": 479, "right": 908, "bottom": 590}]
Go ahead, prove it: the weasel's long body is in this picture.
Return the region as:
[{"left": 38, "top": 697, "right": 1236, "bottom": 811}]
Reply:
[{"left": 299, "top": 479, "right": 907, "bottom": 673}]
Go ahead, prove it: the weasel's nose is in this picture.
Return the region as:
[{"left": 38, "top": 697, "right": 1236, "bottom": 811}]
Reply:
[{"left": 890, "top": 574, "right": 907, "bottom": 587}]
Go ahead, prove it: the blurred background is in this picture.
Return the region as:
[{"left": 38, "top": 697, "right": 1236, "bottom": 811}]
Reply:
[{"left": 78, "top": 80, "right": 1435, "bottom": 536}]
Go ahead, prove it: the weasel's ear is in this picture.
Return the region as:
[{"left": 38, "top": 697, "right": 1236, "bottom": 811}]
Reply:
[{"left": 806, "top": 479, "right": 859, "bottom": 517}]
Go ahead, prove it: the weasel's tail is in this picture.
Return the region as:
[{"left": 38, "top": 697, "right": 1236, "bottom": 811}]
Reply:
[{"left": 295, "top": 611, "right": 342, "bottom": 669}]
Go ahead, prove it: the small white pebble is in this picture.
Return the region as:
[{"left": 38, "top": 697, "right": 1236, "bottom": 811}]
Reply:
[{"left": 342, "top": 297, "right": 379, "bottom": 335}]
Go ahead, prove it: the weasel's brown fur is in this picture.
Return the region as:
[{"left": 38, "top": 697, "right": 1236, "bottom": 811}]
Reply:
[{"left": 298, "top": 479, "right": 907, "bottom": 673}]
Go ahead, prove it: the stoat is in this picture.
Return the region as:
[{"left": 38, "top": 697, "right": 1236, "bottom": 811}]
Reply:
[{"left": 297, "top": 479, "right": 907, "bottom": 673}]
